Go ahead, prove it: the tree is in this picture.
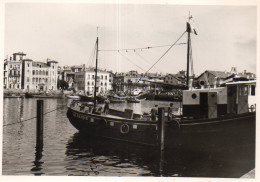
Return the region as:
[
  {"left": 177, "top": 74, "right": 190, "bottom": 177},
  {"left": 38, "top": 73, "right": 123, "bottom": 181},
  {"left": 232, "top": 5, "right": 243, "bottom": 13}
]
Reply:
[{"left": 57, "top": 80, "right": 69, "bottom": 90}]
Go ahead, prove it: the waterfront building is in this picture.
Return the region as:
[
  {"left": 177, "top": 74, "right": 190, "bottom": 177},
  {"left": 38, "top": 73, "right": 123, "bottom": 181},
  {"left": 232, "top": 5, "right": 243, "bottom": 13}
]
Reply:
[
  {"left": 4, "top": 52, "right": 26, "bottom": 89},
  {"left": 75, "top": 69, "right": 112, "bottom": 94},
  {"left": 195, "top": 68, "right": 256, "bottom": 88},
  {"left": 112, "top": 71, "right": 165, "bottom": 94},
  {"left": 22, "top": 58, "right": 58, "bottom": 91}
]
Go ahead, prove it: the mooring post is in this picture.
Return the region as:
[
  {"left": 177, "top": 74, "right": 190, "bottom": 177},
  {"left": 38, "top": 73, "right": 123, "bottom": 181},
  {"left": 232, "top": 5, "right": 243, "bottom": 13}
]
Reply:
[
  {"left": 158, "top": 107, "right": 165, "bottom": 151},
  {"left": 36, "top": 100, "right": 44, "bottom": 149}
]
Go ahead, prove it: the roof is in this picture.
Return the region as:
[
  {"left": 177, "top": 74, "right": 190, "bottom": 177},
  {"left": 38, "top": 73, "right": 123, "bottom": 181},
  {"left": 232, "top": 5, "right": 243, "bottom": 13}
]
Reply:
[
  {"left": 32, "top": 61, "right": 50, "bottom": 68},
  {"left": 23, "top": 59, "right": 33, "bottom": 61},
  {"left": 197, "top": 70, "right": 231, "bottom": 79},
  {"left": 226, "top": 80, "right": 256, "bottom": 85},
  {"left": 47, "top": 60, "right": 58, "bottom": 63},
  {"left": 207, "top": 70, "right": 231, "bottom": 78},
  {"left": 13, "top": 52, "right": 26, "bottom": 56}
]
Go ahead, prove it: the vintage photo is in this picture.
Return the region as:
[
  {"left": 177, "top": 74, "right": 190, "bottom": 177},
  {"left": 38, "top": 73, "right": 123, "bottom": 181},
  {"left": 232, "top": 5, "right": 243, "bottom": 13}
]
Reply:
[{"left": 2, "top": 1, "right": 257, "bottom": 179}]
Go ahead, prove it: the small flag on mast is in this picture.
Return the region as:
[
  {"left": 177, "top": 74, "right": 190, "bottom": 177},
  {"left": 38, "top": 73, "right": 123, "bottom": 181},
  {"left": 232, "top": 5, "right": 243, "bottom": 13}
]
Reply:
[{"left": 186, "top": 22, "right": 198, "bottom": 35}]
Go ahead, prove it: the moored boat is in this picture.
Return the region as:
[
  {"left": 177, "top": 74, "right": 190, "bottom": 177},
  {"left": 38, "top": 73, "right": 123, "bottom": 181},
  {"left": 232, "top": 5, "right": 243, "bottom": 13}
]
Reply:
[
  {"left": 109, "top": 95, "right": 126, "bottom": 103},
  {"left": 126, "top": 97, "right": 146, "bottom": 103},
  {"left": 66, "top": 14, "right": 256, "bottom": 151},
  {"left": 66, "top": 94, "right": 80, "bottom": 100},
  {"left": 25, "top": 92, "right": 63, "bottom": 98}
]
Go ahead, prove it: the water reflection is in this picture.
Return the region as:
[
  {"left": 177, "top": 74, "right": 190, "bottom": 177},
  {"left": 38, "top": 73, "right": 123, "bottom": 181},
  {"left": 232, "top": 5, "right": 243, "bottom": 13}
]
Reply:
[
  {"left": 31, "top": 145, "right": 44, "bottom": 175},
  {"left": 65, "top": 132, "right": 163, "bottom": 176},
  {"left": 65, "top": 132, "right": 255, "bottom": 177}
]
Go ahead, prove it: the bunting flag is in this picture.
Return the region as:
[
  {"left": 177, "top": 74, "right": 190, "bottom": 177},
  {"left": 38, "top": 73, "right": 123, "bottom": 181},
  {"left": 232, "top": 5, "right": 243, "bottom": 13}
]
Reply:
[{"left": 186, "top": 22, "right": 198, "bottom": 35}]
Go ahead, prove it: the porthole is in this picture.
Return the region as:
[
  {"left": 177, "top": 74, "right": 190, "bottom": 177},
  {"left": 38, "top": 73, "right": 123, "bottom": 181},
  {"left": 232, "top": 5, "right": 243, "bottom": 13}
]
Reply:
[
  {"left": 191, "top": 93, "right": 197, "bottom": 99},
  {"left": 211, "top": 93, "right": 215, "bottom": 98}
]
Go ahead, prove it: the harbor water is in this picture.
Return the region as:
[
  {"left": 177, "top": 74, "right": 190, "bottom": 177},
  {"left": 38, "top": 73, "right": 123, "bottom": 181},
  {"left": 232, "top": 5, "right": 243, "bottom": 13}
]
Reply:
[{"left": 2, "top": 98, "right": 254, "bottom": 177}]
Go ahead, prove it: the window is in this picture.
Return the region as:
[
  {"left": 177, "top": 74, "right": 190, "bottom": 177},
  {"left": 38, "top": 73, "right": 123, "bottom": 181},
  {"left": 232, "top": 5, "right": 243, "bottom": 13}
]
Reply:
[
  {"left": 92, "top": 75, "right": 94, "bottom": 79},
  {"left": 251, "top": 85, "right": 255, "bottom": 96},
  {"left": 33, "top": 70, "right": 35, "bottom": 75},
  {"left": 36, "top": 70, "right": 38, "bottom": 75},
  {"left": 28, "top": 63, "right": 30, "bottom": 67},
  {"left": 10, "top": 65, "right": 12, "bottom": 68},
  {"left": 101, "top": 75, "right": 103, "bottom": 79},
  {"left": 46, "top": 71, "right": 48, "bottom": 75},
  {"left": 240, "top": 86, "right": 248, "bottom": 96},
  {"left": 105, "top": 76, "right": 107, "bottom": 80},
  {"left": 39, "top": 70, "right": 42, "bottom": 75},
  {"left": 27, "top": 77, "right": 29, "bottom": 82},
  {"left": 36, "top": 78, "right": 38, "bottom": 82}
]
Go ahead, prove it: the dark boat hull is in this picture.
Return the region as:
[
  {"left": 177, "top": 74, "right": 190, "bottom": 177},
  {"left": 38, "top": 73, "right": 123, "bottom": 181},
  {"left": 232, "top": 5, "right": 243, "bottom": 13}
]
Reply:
[{"left": 67, "top": 108, "right": 255, "bottom": 150}]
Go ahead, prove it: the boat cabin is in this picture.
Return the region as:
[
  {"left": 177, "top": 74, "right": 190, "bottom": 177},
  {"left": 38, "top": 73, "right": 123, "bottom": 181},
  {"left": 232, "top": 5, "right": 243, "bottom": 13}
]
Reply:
[{"left": 182, "top": 81, "right": 256, "bottom": 119}]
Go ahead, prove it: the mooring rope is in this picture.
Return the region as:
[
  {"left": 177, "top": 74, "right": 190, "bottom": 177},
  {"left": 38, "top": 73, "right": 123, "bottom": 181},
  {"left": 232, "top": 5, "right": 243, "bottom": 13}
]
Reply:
[{"left": 3, "top": 105, "right": 68, "bottom": 127}]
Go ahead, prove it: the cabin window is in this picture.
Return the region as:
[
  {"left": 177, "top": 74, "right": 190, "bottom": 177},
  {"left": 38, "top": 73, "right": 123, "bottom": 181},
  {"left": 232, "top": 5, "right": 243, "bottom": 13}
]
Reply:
[
  {"left": 239, "top": 86, "right": 248, "bottom": 96},
  {"left": 251, "top": 85, "right": 255, "bottom": 96}
]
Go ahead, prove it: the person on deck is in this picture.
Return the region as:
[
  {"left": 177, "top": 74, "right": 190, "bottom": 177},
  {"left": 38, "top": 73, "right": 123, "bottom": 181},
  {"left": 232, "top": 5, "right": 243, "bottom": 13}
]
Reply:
[
  {"left": 151, "top": 105, "right": 158, "bottom": 121},
  {"left": 104, "top": 98, "right": 110, "bottom": 115}
]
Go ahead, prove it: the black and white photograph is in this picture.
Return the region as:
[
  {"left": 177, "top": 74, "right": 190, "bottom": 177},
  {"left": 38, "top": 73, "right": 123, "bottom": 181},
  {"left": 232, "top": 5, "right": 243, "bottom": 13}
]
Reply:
[{"left": 1, "top": 0, "right": 258, "bottom": 180}]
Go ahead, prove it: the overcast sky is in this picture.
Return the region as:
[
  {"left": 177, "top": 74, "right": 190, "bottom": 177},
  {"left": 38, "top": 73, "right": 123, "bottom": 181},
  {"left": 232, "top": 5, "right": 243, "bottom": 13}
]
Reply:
[{"left": 4, "top": 3, "right": 256, "bottom": 75}]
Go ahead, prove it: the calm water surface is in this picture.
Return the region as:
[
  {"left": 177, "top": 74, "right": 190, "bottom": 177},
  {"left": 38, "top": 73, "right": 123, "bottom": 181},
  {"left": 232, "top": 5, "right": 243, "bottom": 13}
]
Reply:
[{"left": 3, "top": 98, "right": 254, "bottom": 177}]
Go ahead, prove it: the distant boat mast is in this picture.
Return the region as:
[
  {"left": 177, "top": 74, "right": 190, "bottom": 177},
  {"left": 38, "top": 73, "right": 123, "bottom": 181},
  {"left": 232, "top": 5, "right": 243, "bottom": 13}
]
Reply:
[{"left": 94, "top": 27, "right": 99, "bottom": 110}]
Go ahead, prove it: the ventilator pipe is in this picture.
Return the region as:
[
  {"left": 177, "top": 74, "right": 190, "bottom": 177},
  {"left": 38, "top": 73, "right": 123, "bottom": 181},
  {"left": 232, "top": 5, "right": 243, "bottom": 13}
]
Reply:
[
  {"left": 199, "top": 80, "right": 205, "bottom": 89},
  {"left": 213, "top": 77, "right": 218, "bottom": 88},
  {"left": 189, "top": 79, "right": 193, "bottom": 90}
]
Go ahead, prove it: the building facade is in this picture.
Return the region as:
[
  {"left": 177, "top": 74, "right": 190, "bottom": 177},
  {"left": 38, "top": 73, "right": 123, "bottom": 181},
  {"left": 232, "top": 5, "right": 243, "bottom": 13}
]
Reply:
[
  {"left": 4, "top": 52, "right": 26, "bottom": 89},
  {"left": 22, "top": 59, "right": 59, "bottom": 91},
  {"left": 75, "top": 69, "right": 112, "bottom": 94}
]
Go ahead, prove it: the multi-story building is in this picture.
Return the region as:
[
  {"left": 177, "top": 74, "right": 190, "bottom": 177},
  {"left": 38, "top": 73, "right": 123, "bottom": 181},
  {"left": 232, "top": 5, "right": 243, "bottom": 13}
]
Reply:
[
  {"left": 75, "top": 69, "right": 112, "bottom": 94},
  {"left": 4, "top": 52, "right": 26, "bottom": 89},
  {"left": 22, "top": 58, "right": 59, "bottom": 91},
  {"left": 112, "top": 71, "right": 164, "bottom": 93}
]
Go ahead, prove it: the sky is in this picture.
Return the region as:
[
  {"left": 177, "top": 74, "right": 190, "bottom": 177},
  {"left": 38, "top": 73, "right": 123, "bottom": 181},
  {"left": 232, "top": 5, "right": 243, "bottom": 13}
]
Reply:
[{"left": 4, "top": 2, "right": 257, "bottom": 76}]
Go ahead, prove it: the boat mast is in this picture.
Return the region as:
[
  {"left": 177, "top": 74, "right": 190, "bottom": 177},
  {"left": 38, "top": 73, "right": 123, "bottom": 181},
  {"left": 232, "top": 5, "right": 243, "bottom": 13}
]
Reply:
[
  {"left": 94, "top": 27, "right": 99, "bottom": 110},
  {"left": 186, "top": 12, "right": 191, "bottom": 87}
]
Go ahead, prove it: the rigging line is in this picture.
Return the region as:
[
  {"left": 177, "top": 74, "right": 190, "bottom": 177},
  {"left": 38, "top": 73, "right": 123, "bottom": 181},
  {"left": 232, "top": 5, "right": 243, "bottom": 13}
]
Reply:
[
  {"left": 87, "top": 42, "right": 97, "bottom": 67},
  {"left": 3, "top": 105, "right": 67, "bottom": 127},
  {"left": 135, "top": 51, "right": 162, "bottom": 72},
  {"left": 99, "top": 43, "right": 187, "bottom": 52},
  {"left": 118, "top": 52, "right": 146, "bottom": 72},
  {"left": 142, "top": 30, "right": 187, "bottom": 77},
  {"left": 90, "top": 42, "right": 97, "bottom": 68},
  {"left": 127, "top": 51, "right": 156, "bottom": 72}
]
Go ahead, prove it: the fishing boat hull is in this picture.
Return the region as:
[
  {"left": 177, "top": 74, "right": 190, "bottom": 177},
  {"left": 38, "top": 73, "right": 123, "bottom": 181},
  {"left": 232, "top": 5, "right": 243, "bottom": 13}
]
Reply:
[
  {"left": 109, "top": 99, "right": 126, "bottom": 103},
  {"left": 67, "top": 107, "right": 158, "bottom": 146},
  {"left": 67, "top": 107, "right": 255, "bottom": 150}
]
